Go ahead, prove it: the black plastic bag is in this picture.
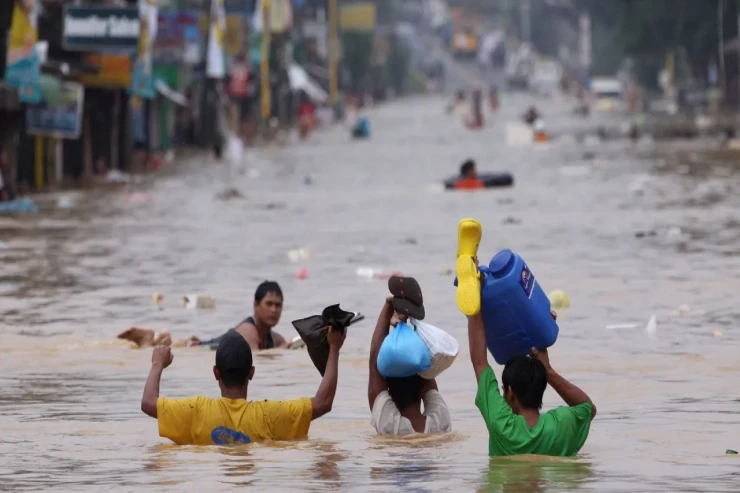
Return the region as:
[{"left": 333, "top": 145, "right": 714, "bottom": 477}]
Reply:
[{"left": 292, "top": 304, "right": 360, "bottom": 375}]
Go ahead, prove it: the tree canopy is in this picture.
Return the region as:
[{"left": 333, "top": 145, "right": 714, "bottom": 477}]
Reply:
[{"left": 574, "top": 0, "right": 737, "bottom": 87}]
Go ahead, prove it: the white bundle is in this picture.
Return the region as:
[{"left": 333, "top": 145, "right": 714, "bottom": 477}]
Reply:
[{"left": 409, "top": 318, "right": 459, "bottom": 379}]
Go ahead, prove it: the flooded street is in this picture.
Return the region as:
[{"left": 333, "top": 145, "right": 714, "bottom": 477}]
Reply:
[{"left": 1, "top": 94, "right": 740, "bottom": 492}]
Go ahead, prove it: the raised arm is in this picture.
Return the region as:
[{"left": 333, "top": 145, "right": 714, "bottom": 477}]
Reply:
[
  {"left": 368, "top": 297, "right": 394, "bottom": 410},
  {"left": 467, "top": 313, "right": 491, "bottom": 383},
  {"left": 531, "top": 348, "right": 597, "bottom": 418},
  {"left": 141, "top": 347, "right": 174, "bottom": 418},
  {"left": 311, "top": 327, "right": 345, "bottom": 420}
]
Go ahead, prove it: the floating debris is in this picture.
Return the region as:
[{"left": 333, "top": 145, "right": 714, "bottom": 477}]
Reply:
[
  {"left": 606, "top": 323, "right": 640, "bottom": 330},
  {"left": 287, "top": 248, "right": 312, "bottom": 263},
  {"left": 183, "top": 295, "right": 216, "bottom": 310},
  {"left": 646, "top": 315, "right": 657, "bottom": 337},
  {"left": 57, "top": 196, "right": 76, "bottom": 210},
  {"left": 677, "top": 304, "right": 705, "bottom": 317},
  {"left": 290, "top": 335, "right": 307, "bottom": 350},
  {"left": 635, "top": 230, "right": 657, "bottom": 239},
  {"left": 128, "top": 193, "right": 152, "bottom": 204},
  {"left": 356, "top": 267, "right": 402, "bottom": 280},
  {"left": 548, "top": 290, "right": 571, "bottom": 310},
  {"left": 216, "top": 187, "right": 244, "bottom": 201},
  {"left": 502, "top": 217, "right": 521, "bottom": 225},
  {"left": 666, "top": 227, "right": 683, "bottom": 239}
]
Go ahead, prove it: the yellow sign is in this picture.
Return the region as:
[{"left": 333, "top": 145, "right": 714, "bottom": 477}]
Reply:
[
  {"left": 198, "top": 12, "right": 243, "bottom": 56},
  {"left": 340, "top": 3, "right": 376, "bottom": 32},
  {"left": 7, "top": 1, "right": 37, "bottom": 67},
  {"left": 78, "top": 55, "right": 132, "bottom": 88},
  {"left": 224, "top": 15, "right": 245, "bottom": 56},
  {"left": 5, "top": 0, "right": 41, "bottom": 103}
]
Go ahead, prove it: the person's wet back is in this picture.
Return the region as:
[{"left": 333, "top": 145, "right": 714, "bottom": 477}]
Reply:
[
  {"left": 141, "top": 328, "right": 345, "bottom": 445},
  {"left": 467, "top": 311, "right": 596, "bottom": 456},
  {"left": 368, "top": 286, "right": 451, "bottom": 435}
]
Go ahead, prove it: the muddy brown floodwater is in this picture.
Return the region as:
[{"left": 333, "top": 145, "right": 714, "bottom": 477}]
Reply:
[{"left": 1, "top": 95, "right": 740, "bottom": 492}]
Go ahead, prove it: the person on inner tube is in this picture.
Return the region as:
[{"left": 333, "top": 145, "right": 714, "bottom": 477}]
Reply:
[
  {"left": 367, "top": 276, "right": 452, "bottom": 435},
  {"left": 454, "top": 159, "right": 485, "bottom": 190}
]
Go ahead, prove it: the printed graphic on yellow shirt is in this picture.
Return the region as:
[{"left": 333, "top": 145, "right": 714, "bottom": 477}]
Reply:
[
  {"left": 157, "top": 396, "right": 313, "bottom": 446},
  {"left": 211, "top": 426, "right": 251, "bottom": 445}
]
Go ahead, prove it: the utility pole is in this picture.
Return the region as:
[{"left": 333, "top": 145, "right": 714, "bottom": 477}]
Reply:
[
  {"left": 719, "top": 0, "right": 726, "bottom": 90},
  {"left": 328, "top": 0, "right": 339, "bottom": 105},
  {"left": 737, "top": 0, "right": 740, "bottom": 109},
  {"left": 199, "top": 0, "right": 213, "bottom": 148},
  {"left": 261, "top": 0, "right": 272, "bottom": 123},
  {"left": 579, "top": 12, "right": 591, "bottom": 74},
  {"left": 520, "top": 0, "right": 531, "bottom": 44}
]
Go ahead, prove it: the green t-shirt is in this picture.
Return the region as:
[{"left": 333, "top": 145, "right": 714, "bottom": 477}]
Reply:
[{"left": 475, "top": 366, "right": 593, "bottom": 457}]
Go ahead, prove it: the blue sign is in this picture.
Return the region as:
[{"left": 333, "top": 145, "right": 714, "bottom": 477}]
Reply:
[
  {"left": 26, "top": 81, "right": 84, "bottom": 139},
  {"left": 131, "top": 61, "right": 155, "bottom": 99},
  {"left": 5, "top": 49, "right": 41, "bottom": 104},
  {"left": 63, "top": 6, "right": 140, "bottom": 53}
]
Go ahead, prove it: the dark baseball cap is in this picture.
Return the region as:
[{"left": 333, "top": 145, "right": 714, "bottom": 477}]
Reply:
[{"left": 388, "top": 276, "right": 425, "bottom": 320}]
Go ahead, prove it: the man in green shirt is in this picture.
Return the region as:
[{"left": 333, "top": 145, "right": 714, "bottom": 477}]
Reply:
[{"left": 468, "top": 312, "right": 596, "bottom": 456}]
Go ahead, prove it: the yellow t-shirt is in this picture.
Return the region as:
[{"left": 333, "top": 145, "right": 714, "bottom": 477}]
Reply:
[{"left": 157, "top": 396, "right": 313, "bottom": 445}]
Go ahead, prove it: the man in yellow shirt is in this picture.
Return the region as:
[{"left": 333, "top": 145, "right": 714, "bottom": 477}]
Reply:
[{"left": 141, "top": 328, "right": 345, "bottom": 445}]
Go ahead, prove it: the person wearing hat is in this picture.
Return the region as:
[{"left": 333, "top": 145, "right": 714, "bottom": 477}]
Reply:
[
  {"left": 367, "top": 277, "right": 452, "bottom": 435},
  {"left": 140, "top": 328, "right": 345, "bottom": 445}
]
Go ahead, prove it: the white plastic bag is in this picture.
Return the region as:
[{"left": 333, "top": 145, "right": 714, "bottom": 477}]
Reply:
[{"left": 410, "top": 318, "right": 459, "bottom": 379}]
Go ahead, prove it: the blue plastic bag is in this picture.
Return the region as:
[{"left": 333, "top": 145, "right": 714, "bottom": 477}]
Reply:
[{"left": 377, "top": 322, "right": 432, "bottom": 378}]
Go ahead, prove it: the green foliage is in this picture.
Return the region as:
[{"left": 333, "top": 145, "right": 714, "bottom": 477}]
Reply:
[{"left": 577, "top": 0, "right": 735, "bottom": 88}]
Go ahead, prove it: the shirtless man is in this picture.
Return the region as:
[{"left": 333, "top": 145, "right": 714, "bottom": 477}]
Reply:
[
  {"left": 231, "top": 280, "right": 288, "bottom": 349},
  {"left": 118, "top": 281, "right": 289, "bottom": 350}
]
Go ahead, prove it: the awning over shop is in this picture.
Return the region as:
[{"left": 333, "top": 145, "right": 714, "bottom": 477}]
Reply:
[
  {"left": 288, "top": 63, "right": 328, "bottom": 103},
  {"left": 155, "top": 79, "right": 188, "bottom": 106}
]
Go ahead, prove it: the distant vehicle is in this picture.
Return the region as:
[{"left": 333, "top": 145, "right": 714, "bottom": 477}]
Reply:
[
  {"left": 505, "top": 44, "right": 535, "bottom": 90},
  {"left": 449, "top": 6, "right": 479, "bottom": 60},
  {"left": 530, "top": 61, "right": 563, "bottom": 96},
  {"left": 478, "top": 31, "right": 506, "bottom": 69},
  {"left": 590, "top": 77, "right": 623, "bottom": 112},
  {"left": 452, "top": 29, "right": 479, "bottom": 60}
]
